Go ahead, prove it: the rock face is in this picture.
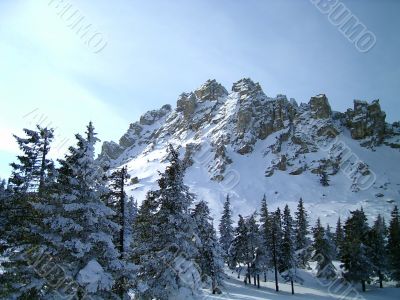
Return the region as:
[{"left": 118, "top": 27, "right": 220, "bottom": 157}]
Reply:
[
  {"left": 100, "top": 141, "right": 124, "bottom": 160},
  {"left": 194, "top": 79, "right": 228, "bottom": 101},
  {"left": 99, "top": 104, "right": 172, "bottom": 163},
  {"left": 176, "top": 93, "right": 197, "bottom": 120},
  {"left": 99, "top": 78, "right": 399, "bottom": 185},
  {"left": 140, "top": 104, "right": 171, "bottom": 125},
  {"left": 344, "top": 100, "right": 386, "bottom": 144},
  {"left": 309, "top": 94, "right": 332, "bottom": 119}
]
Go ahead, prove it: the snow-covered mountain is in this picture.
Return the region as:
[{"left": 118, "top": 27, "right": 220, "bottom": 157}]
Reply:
[{"left": 99, "top": 79, "right": 400, "bottom": 224}]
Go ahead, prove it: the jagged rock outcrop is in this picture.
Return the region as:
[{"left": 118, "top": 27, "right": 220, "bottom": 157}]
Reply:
[
  {"left": 99, "top": 104, "right": 172, "bottom": 163},
  {"left": 100, "top": 141, "right": 124, "bottom": 160},
  {"left": 139, "top": 104, "right": 171, "bottom": 125},
  {"left": 344, "top": 100, "right": 386, "bottom": 144},
  {"left": 194, "top": 79, "right": 228, "bottom": 101},
  {"left": 309, "top": 94, "right": 332, "bottom": 119}
]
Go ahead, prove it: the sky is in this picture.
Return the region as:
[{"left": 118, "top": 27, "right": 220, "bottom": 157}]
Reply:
[{"left": 0, "top": 0, "right": 399, "bottom": 179}]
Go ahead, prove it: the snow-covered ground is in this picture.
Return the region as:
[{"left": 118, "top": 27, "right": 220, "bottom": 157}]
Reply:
[{"left": 201, "top": 267, "right": 400, "bottom": 300}]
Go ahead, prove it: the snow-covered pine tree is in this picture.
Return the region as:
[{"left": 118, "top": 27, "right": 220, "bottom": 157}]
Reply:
[
  {"left": 41, "top": 122, "right": 123, "bottom": 299},
  {"left": 131, "top": 190, "right": 159, "bottom": 293},
  {"left": 312, "top": 218, "right": 336, "bottom": 279},
  {"left": 0, "top": 126, "right": 55, "bottom": 299},
  {"left": 325, "top": 224, "right": 337, "bottom": 260},
  {"left": 269, "top": 208, "right": 283, "bottom": 292},
  {"left": 229, "top": 215, "right": 248, "bottom": 279},
  {"left": 0, "top": 178, "right": 6, "bottom": 197},
  {"left": 294, "top": 198, "right": 310, "bottom": 268},
  {"left": 9, "top": 126, "right": 55, "bottom": 194},
  {"left": 133, "top": 145, "right": 201, "bottom": 299},
  {"left": 218, "top": 194, "right": 234, "bottom": 265},
  {"left": 319, "top": 171, "right": 329, "bottom": 186},
  {"left": 246, "top": 212, "right": 260, "bottom": 286},
  {"left": 334, "top": 217, "right": 344, "bottom": 258},
  {"left": 281, "top": 205, "right": 301, "bottom": 295},
  {"left": 258, "top": 195, "right": 271, "bottom": 282},
  {"left": 341, "top": 208, "right": 373, "bottom": 292},
  {"left": 108, "top": 166, "right": 132, "bottom": 298},
  {"left": 387, "top": 206, "right": 400, "bottom": 285},
  {"left": 367, "top": 214, "right": 387, "bottom": 288},
  {"left": 192, "top": 200, "right": 224, "bottom": 293}
]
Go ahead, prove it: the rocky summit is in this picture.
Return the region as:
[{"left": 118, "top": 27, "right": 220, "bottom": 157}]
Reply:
[{"left": 99, "top": 79, "right": 400, "bottom": 223}]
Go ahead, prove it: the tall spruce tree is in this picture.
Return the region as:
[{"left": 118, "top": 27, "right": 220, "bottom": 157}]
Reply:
[
  {"left": 9, "top": 126, "right": 55, "bottom": 193},
  {"left": 218, "top": 194, "right": 234, "bottom": 265},
  {"left": 269, "top": 208, "right": 283, "bottom": 292},
  {"left": 39, "top": 122, "right": 124, "bottom": 299},
  {"left": 246, "top": 213, "right": 260, "bottom": 286},
  {"left": 341, "top": 208, "right": 373, "bottom": 292},
  {"left": 281, "top": 205, "right": 300, "bottom": 294},
  {"left": 335, "top": 217, "right": 344, "bottom": 258},
  {"left": 312, "top": 218, "right": 336, "bottom": 279},
  {"left": 387, "top": 206, "right": 400, "bottom": 284},
  {"left": 0, "top": 126, "right": 55, "bottom": 299},
  {"left": 258, "top": 195, "right": 271, "bottom": 282},
  {"left": 192, "top": 200, "right": 224, "bottom": 293},
  {"left": 230, "top": 215, "right": 249, "bottom": 278},
  {"left": 294, "top": 198, "right": 310, "bottom": 268},
  {"left": 108, "top": 166, "right": 132, "bottom": 298},
  {"left": 132, "top": 145, "right": 201, "bottom": 299},
  {"left": 367, "top": 214, "right": 387, "bottom": 288}
]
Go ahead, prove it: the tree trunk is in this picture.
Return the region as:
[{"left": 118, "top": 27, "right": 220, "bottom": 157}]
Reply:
[
  {"left": 378, "top": 270, "right": 383, "bottom": 288},
  {"left": 273, "top": 236, "right": 279, "bottom": 292},
  {"left": 361, "top": 280, "right": 366, "bottom": 292},
  {"left": 38, "top": 133, "right": 48, "bottom": 195},
  {"left": 257, "top": 275, "right": 260, "bottom": 288},
  {"left": 291, "top": 279, "right": 294, "bottom": 295},
  {"left": 264, "top": 272, "right": 267, "bottom": 282}
]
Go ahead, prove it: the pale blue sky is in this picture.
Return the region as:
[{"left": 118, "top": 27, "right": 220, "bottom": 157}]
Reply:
[{"left": 0, "top": 0, "right": 399, "bottom": 179}]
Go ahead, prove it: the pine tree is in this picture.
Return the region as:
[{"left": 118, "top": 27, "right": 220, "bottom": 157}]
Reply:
[
  {"left": 387, "top": 206, "right": 400, "bottom": 284},
  {"left": 39, "top": 122, "right": 123, "bottom": 299},
  {"left": 281, "top": 205, "right": 301, "bottom": 294},
  {"left": 269, "top": 208, "right": 283, "bottom": 292},
  {"left": 335, "top": 217, "right": 344, "bottom": 257},
  {"left": 246, "top": 212, "right": 260, "bottom": 286},
  {"left": 9, "top": 126, "right": 55, "bottom": 194},
  {"left": 258, "top": 195, "right": 271, "bottom": 282},
  {"left": 108, "top": 166, "right": 131, "bottom": 298},
  {"left": 312, "top": 218, "right": 336, "bottom": 279},
  {"left": 319, "top": 171, "right": 329, "bottom": 186},
  {"left": 0, "top": 126, "right": 55, "bottom": 299},
  {"left": 341, "top": 208, "right": 373, "bottom": 292},
  {"left": 133, "top": 145, "right": 201, "bottom": 299},
  {"left": 294, "top": 198, "right": 310, "bottom": 268},
  {"left": 192, "top": 200, "right": 224, "bottom": 293},
  {"left": 367, "top": 214, "right": 387, "bottom": 288},
  {"left": 218, "top": 194, "right": 234, "bottom": 265},
  {"left": 230, "top": 215, "right": 248, "bottom": 277}
]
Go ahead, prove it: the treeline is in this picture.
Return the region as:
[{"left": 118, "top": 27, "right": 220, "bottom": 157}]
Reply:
[
  {"left": 0, "top": 124, "right": 399, "bottom": 299},
  {"left": 0, "top": 124, "right": 223, "bottom": 299},
  {"left": 219, "top": 194, "right": 400, "bottom": 293}
]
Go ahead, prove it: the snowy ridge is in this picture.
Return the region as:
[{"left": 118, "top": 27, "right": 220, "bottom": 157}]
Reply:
[{"left": 100, "top": 79, "right": 400, "bottom": 225}]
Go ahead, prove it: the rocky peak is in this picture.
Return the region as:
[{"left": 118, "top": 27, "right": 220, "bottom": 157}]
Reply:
[
  {"left": 232, "top": 78, "right": 264, "bottom": 100},
  {"left": 309, "top": 94, "right": 332, "bottom": 119},
  {"left": 194, "top": 79, "right": 228, "bottom": 102}
]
